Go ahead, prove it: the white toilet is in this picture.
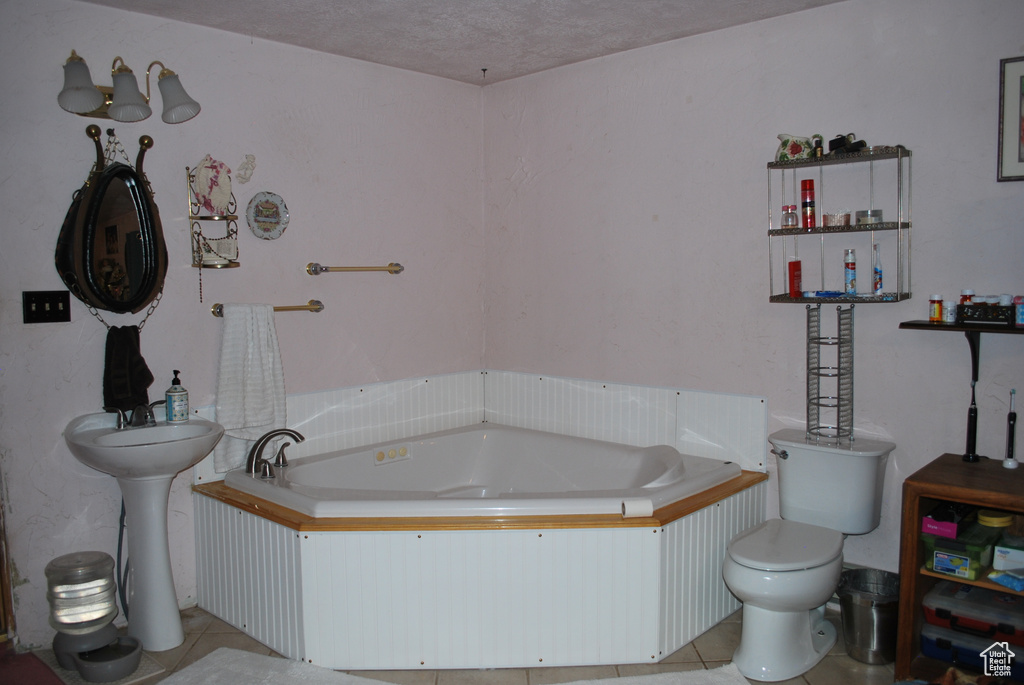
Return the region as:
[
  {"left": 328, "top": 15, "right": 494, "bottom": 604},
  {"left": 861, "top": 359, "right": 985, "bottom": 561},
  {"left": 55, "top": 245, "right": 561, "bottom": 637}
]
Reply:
[{"left": 723, "top": 428, "right": 895, "bottom": 682}]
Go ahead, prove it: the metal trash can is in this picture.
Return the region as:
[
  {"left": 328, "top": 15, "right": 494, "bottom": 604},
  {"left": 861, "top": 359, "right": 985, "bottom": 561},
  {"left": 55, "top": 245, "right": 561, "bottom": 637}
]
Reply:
[{"left": 837, "top": 568, "right": 900, "bottom": 664}]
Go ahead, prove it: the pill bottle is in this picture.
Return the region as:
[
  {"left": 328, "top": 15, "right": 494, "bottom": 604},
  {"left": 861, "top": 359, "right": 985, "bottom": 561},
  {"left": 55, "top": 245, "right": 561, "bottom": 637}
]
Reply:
[
  {"left": 959, "top": 289, "right": 974, "bottom": 305},
  {"left": 928, "top": 295, "right": 943, "bottom": 322},
  {"left": 942, "top": 301, "right": 956, "bottom": 323}
]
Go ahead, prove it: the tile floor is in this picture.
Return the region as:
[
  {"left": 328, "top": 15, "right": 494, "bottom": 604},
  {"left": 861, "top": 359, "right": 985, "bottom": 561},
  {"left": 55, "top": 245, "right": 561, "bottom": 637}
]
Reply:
[{"left": 96, "top": 605, "right": 897, "bottom": 685}]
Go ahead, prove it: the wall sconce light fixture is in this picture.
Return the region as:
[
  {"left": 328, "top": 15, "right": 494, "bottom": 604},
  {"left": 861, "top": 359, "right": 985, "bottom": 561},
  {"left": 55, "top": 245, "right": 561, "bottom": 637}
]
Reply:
[{"left": 58, "top": 50, "right": 200, "bottom": 124}]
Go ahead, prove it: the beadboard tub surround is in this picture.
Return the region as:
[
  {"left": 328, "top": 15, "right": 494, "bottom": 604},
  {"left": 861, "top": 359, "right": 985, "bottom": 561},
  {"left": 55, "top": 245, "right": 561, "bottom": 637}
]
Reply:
[
  {"left": 192, "top": 371, "right": 768, "bottom": 669},
  {"left": 192, "top": 370, "right": 769, "bottom": 484},
  {"left": 195, "top": 478, "right": 766, "bottom": 669}
]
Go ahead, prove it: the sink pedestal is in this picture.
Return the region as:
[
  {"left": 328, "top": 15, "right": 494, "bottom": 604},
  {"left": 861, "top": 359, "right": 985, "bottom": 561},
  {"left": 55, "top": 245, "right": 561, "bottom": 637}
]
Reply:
[
  {"left": 119, "top": 475, "right": 184, "bottom": 652},
  {"left": 64, "top": 413, "right": 225, "bottom": 653}
]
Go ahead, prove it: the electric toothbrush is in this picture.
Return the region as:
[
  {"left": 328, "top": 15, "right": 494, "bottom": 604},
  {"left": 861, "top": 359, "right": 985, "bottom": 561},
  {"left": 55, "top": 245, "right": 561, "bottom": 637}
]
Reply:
[
  {"left": 1005, "top": 389, "right": 1018, "bottom": 469},
  {"left": 964, "top": 380, "right": 979, "bottom": 463}
]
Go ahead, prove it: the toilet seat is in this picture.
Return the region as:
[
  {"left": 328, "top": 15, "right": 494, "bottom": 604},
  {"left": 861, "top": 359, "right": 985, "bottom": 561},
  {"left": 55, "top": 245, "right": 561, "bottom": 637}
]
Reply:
[{"left": 727, "top": 519, "right": 843, "bottom": 572}]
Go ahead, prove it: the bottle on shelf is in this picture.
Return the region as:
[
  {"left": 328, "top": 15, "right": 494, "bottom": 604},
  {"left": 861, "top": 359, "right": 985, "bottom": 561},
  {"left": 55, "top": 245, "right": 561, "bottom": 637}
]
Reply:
[
  {"left": 801, "top": 180, "right": 816, "bottom": 229},
  {"left": 844, "top": 249, "right": 856, "bottom": 295}
]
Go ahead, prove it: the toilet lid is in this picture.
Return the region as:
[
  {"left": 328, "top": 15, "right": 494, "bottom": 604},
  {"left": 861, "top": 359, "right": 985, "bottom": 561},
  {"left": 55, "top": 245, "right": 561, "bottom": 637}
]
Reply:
[{"left": 728, "top": 519, "right": 843, "bottom": 572}]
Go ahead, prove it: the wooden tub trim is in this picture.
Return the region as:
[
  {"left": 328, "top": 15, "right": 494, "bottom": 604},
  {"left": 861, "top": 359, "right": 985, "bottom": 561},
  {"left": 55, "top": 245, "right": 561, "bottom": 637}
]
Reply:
[{"left": 193, "top": 470, "right": 767, "bottom": 532}]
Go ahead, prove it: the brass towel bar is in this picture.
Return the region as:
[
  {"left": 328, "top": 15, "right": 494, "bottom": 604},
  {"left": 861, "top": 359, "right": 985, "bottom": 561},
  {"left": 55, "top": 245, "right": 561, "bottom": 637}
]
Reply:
[
  {"left": 211, "top": 300, "right": 325, "bottom": 317},
  {"left": 306, "top": 262, "right": 404, "bottom": 275}
]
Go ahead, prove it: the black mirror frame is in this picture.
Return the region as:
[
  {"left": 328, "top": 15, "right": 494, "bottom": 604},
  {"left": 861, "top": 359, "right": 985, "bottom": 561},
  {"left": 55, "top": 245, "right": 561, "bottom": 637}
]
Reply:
[{"left": 56, "top": 125, "right": 168, "bottom": 314}]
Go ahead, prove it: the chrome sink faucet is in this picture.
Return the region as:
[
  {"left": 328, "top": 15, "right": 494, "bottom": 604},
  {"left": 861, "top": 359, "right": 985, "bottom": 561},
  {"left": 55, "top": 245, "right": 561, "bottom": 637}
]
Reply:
[
  {"left": 104, "top": 400, "right": 167, "bottom": 429},
  {"left": 245, "top": 428, "right": 305, "bottom": 476},
  {"left": 104, "top": 406, "right": 128, "bottom": 430},
  {"left": 130, "top": 400, "right": 167, "bottom": 427}
]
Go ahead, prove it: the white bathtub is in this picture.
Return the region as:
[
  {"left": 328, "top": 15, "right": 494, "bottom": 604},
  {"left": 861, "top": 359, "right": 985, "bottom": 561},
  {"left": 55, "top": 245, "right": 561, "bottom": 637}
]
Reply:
[
  {"left": 223, "top": 423, "right": 742, "bottom": 518},
  {"left": 197, "top": 422, "right": 766, "bottom": 670}
]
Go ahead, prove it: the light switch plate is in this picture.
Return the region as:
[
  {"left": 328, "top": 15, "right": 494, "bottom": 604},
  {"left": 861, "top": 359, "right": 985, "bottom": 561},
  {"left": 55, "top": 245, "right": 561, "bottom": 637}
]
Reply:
[{"left": 23, "top": 291, "right": 71, "bottom": 323}]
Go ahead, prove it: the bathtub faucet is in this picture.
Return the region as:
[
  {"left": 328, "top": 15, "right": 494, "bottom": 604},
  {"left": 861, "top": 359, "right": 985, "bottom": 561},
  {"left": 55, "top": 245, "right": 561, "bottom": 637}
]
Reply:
[{"left": 245, "top": 428, "right": 305, "bottom": 476}]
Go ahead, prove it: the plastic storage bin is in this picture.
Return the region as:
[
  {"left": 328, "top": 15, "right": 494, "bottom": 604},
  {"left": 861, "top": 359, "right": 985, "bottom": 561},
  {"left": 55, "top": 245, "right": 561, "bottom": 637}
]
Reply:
[
  {"left": 922, "top": 580, "right": 1024, "bottom": 646},
  {"left": 921, "top": 623, "right": 1023, "bottom": 680},
  {"left": 921, "top": 521, "right": 1002, "bottom": 580}
]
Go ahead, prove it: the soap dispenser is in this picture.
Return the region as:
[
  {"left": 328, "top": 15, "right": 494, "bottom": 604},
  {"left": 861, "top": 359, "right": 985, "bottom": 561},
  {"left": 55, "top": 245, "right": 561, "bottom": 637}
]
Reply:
[{"left": 166, "top": 370, "right": 189, "bottom": 423}]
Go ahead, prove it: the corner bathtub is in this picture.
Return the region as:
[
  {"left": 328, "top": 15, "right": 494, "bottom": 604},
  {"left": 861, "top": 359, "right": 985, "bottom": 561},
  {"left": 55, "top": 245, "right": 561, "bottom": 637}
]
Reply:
[
  {"left": 222, "top": 424, "right": 742, "bottom": 518},
  {"left": 195, "top": 424, "right": 767, "bottom": 670}
]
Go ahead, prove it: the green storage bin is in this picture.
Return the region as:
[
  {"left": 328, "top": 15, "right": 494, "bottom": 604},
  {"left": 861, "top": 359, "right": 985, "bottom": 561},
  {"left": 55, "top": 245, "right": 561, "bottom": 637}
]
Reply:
[{"left": 921, "top": 521, "right": 1001, "bottom": 580}]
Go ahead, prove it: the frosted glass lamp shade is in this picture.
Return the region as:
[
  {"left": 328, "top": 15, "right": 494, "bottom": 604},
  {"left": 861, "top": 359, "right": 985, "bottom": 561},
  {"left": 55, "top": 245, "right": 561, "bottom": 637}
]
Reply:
[
  {"left": 58, "top": 58, "right": 105, "bottom": 114},
  {"left": 108, "top": 71, "right": 151, "bottom": 122},
  {"left": 157, "top": 74, "right": 201, "bottom": 123}
]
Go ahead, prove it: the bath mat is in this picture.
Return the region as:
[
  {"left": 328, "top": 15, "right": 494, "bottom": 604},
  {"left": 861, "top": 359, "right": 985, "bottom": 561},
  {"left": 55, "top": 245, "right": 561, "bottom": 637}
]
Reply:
[
  {"left": 158, "top": 647, "right": 749, "bottom": 685},
  {"left": 32, "top": 648, "right": 164, "bottom": 685}
]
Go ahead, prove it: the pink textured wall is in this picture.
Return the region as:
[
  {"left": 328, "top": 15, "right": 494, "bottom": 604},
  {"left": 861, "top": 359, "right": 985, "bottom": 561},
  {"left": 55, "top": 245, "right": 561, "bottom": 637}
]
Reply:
[
  {"left": 481, "top": 0, "right": 1024, "bottom": 577},
  {"left": 1, "top": 0, "right": 1022, "bottom": 648}
]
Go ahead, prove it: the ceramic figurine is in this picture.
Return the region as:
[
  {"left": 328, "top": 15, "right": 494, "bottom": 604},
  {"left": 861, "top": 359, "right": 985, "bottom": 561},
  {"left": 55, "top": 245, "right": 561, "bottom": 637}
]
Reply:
[{"left": 236, "top": 154, "right": 256, "bottom": 184}]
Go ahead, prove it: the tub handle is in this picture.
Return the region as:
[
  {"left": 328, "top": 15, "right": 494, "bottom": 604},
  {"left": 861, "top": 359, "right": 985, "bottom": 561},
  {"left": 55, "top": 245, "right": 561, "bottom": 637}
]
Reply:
[
  {"left": 260, "top": 460, "right": 276, "bottom": 480},
  {"left": 771, "top": 447, "right": 789, "bottom": 460},
  {"left": 274, "top": 442, "right": 291, "bottom": 469}
]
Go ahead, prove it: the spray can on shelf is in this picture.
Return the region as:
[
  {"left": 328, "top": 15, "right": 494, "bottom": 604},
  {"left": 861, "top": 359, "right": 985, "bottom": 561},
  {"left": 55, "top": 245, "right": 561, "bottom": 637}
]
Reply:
[
  {"left": 801, "top": 180, "right": 816, "bottom": 229},
  {"left": 844, "top": 249, "right": 856, "bottom": 295}
]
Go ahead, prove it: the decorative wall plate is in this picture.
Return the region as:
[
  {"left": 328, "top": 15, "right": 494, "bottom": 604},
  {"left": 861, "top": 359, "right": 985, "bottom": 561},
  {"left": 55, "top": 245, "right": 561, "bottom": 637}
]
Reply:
[{"left": 246, "top": 191, "right": 289, "bottom": 240}]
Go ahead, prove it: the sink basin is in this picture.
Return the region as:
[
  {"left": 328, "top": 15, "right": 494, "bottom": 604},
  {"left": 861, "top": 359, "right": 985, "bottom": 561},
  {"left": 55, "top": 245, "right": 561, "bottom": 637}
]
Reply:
[
  {"left": 65, "top": 413, "right": 224, "bottom": 479},
  {"left": 63, "top": 412, "right": 224, "bottom": 652}
]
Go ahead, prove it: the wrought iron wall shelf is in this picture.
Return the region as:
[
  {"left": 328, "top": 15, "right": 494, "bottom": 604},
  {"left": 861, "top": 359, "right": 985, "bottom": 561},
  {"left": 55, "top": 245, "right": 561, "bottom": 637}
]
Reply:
[
  {"left": 899, "top": 320, "right": 1024, "bottom": 383},
  {"left": 187, "top": 167, "right": 239, "bottom": 268},
  {"left": 767, "top": 146, "right": 911, "bottom": 303}
]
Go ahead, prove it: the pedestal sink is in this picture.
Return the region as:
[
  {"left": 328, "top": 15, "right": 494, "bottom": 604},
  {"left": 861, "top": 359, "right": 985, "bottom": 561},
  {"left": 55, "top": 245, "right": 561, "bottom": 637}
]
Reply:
[{"left": 65, "top": 413, "right": 223, "bottom": 651}]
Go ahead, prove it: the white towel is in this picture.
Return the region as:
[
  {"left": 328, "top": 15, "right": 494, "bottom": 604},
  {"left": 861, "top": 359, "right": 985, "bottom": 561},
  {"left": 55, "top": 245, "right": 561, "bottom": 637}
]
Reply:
[{"left": 213, "top": 304, "right": 286, "bottom": 473}]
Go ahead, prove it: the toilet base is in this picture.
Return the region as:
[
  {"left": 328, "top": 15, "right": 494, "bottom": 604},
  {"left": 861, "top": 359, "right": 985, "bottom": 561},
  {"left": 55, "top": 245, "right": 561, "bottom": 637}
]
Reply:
[{"left": 732, "top": 604, "right": 836, "bottom": 682}]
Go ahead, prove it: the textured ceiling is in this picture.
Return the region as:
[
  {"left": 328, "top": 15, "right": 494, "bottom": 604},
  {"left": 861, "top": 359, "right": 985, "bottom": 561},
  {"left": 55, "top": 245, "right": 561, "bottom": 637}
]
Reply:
[{"left": 74, "top": 0, "right": 844, "bottom": 84}]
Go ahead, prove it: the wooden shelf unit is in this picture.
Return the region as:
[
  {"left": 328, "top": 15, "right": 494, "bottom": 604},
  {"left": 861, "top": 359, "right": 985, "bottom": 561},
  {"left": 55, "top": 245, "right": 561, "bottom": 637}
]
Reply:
[{"left": 895, "top": 453, "right": 1024, "bottom": 682}]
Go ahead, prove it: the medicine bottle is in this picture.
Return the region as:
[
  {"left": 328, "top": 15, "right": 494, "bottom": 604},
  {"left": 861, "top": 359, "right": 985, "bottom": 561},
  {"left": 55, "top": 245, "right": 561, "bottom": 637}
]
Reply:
[
  {"left": 928, "top": 295, "right": 943, "bottom": 322},
  {"left": 959, "top": 289, "right": 974, "bottom": 305},
  {"left": 942, "top": 301, "right": 956, "bottom": 323}
]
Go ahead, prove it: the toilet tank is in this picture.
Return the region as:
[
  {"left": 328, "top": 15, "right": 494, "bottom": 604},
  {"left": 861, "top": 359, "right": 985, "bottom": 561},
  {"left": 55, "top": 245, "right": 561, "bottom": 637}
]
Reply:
[{"left": 769, "top": 429, "right": 895, "bottom": 535}]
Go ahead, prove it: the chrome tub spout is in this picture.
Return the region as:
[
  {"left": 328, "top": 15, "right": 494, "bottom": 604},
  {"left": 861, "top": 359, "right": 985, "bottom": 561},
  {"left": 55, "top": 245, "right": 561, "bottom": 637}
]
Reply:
[{"left": 245, "top": 428, "right": 305, "bottom": 475}]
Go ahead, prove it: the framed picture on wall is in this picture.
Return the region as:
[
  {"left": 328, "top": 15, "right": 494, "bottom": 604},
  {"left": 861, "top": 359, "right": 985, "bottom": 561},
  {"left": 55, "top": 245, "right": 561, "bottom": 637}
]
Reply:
[{"left": 998, "top": 55, "right": 1024, "bottom": 181}]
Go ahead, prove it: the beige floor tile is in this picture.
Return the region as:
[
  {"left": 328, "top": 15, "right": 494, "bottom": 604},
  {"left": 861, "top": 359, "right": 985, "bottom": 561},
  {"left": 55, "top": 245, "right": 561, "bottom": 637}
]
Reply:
[
  {"left": 437, "top": 668, "right": 528, "bottom": 685},
  {"left": 615, "top": 661, "right": 705, "bottom": 677},
  {"left": 691, "top": 619, "right": 742, "bottom": 662},
  {"left": 351, "top": 669, "right": 438, "bottom": 685},
  {"left": 721, "top": 609, "right": 743, "bottom": 623},
  {"left": 660, "top": 642, "right": 701, "bottom": 663},
  {"left": 528, "top": 664, "right": 618, "bottom": 683},
  {"left": 166, "top": 606, "right": 898, "bottom": 684},
  {"left": 803, "top": 654, "right": 894, "bottom": 685},
  {"left": 142, "top": 631, "right": 201, "bottom": 673}
]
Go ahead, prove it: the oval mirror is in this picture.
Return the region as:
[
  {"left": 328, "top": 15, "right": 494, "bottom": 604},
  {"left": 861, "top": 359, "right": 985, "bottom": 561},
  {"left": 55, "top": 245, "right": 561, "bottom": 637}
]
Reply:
[{"left": 56, "top": 126, "right": 168, "bottom": 314}]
